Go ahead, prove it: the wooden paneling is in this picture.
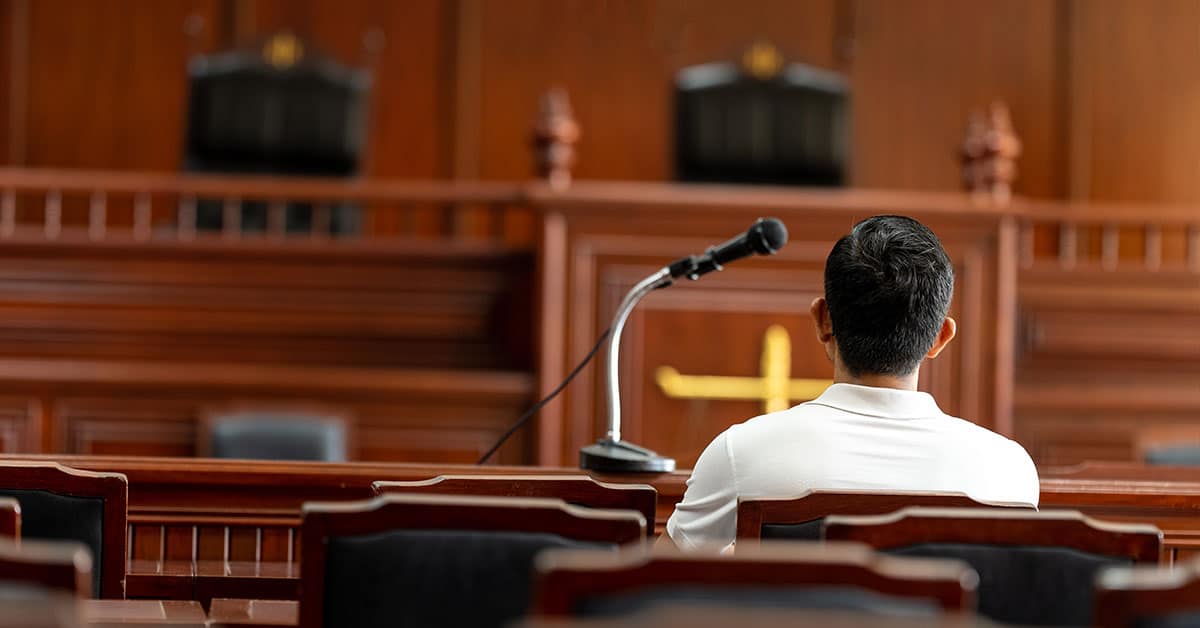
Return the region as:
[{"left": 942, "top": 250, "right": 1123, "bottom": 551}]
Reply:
[
  {"left": 1067, "top": 0, "right": 1200, "bottom": 203},
  {"left": 474, "top": 0, "right": 841, "bottom": 182},
  {"left": 0, "top": 0, "right": 12, "bottom": 165},
  {"left": 1014, "top": 267, "right": 1200, "bottom": 466},
  {"left": 10, "top": 0, "right": 1200, "bottom": 222},
  {"left": 849, "top": 0, "right": 1066, "bottom": 197},
  {"left": 22, "top": 0, "right": 221, "bottom": 170},
  {"left": 536, "top": 184, "right": 1016, "bottom": 466},
  {"left": 249, "top": 0, "right": 452, "bottom": 178},
  {"left": 0, "top": 236, "right": 536, "bottom": 463}
]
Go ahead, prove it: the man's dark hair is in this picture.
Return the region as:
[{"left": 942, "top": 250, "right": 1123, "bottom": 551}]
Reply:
[{"left": 823, "top": 215, "right": 954, "bottom": 376}]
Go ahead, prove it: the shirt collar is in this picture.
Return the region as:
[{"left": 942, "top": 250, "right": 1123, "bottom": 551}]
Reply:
[{"left": 803, "top": 382, "right": 944, "bottom": 419}]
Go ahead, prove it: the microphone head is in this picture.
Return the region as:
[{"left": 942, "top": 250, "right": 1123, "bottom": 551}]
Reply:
[{"left": 749, "top": 218, "right": 788, "bottom": 255}]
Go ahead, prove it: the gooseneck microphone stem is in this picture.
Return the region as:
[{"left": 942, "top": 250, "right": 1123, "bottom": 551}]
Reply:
[
  {"left": 576, "top": 217, "right": 786, "bottom": 473},
  {"left": 605, "top": 268, "right": 673, "bottom": 443}
]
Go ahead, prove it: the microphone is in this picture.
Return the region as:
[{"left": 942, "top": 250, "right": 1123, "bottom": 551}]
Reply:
[
  {"left": 577, "top": 217, "right": 790, "bottom": 473},
  {"left": 667, "top": 217, "right": 789, "bottom": 281},
  {"left": 479, "top": 218, "right": 790, "bottom": 470}
]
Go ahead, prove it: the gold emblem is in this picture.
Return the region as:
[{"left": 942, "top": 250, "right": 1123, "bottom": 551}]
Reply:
[
  {"left": 264, "top": 33, "right": 303, "bottom": 69},
  {"left": 742, "top": 41, "right": 783, "bottom": 80},
  {"left": 655, "top": 325, "right": 831, "bottom": 414}
]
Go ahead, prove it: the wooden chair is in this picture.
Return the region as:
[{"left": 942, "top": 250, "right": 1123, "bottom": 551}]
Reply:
[
  {"left": 372, "top": 475, "right": 657, "bottom": 536},
  {"left": 0, "top": 536, "right": 91, "bottom": 596},
  {"left": 0, "top": 463, "right": 126, "bottom": 598},
  {"left": 531, "top": 541, "right": 977, "bottom": 618},
  {"left": 298, "top": 493, "right": 646, "bottom": 628},
  {"left": 1094, "top": 559, "right": 1200, "bottom": 628},
  {"left": 736, "top": 490, "right": 1023, "bottom": 544},
  {"left": 199, "top": 405, "right": 352, "bottom": 462},
  {"left": 0, "top": 497, "right": 20, "bottom": 538},
  {"left": 824, "top": 507, "right": 1163, "bottom": 626}
]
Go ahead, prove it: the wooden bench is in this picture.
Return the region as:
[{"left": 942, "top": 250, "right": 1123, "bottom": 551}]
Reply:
[
  {"left": 1095, "top": 560, "right": 1200, "bottom": 628},
  {"left": 825, "top": 507, "right": 1163, "bottom": 626},
  {"left": 0, "top": 537, "right": 92, "bottom": 597},
  {"left": 0, "top": 462, "right": 127, "bottom": 598},
  {"left": 0, "top": 496, "right": 19, "bottom": 538},
  {"left": 532, "top": 542, "right": 978, "bottom": 617},
  {"left": 736, "top": 490, "right": 1023, "bottom": 544},
  {"left": 0, "top": 455, "right": 1197, "bottom": 603},
  {"left": 372, "top": 475, "right": 657, "bottom": 536},
  {"left": 298, "top": 494, "right": 645, "bottom": 628}
]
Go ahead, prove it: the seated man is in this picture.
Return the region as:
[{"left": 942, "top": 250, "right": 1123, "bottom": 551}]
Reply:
[{"left": 666, "top": 215, "right": 1039, "bottom": 551}]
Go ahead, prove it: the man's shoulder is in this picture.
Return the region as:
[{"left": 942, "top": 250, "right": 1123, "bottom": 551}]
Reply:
[
  {"left": 723, "top": 403, "right": 830, "bottom": 447},
  {"left": 937, "top": 414, "right": 1034, "bottom": 459}
]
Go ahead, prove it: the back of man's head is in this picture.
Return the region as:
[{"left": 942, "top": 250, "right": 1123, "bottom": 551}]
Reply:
[{"left": 824, "top": 215, "right": 954, "bottom": 377}]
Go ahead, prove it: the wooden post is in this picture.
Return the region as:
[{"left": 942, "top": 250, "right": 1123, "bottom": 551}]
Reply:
[
  {"left": 533, "top": 88, "right": 580, "bottom": 190},
  {"left": 962, "top": 102, "right": 1022, "bottom": 204}
]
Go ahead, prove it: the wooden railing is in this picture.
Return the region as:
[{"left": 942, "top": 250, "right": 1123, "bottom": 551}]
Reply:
[
  {"left": 0, "top": 168, "right": 530, "bottom": 244},
  {"left": 1012, "top": 198, "right": 1200, "bottom": 273}
]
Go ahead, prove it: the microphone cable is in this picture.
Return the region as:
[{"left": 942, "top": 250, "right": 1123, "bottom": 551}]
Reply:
[{"left": 476, "top": 326, "right": 612, "bottom": 465}]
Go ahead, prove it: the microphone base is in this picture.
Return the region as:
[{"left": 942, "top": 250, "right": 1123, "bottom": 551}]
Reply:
[{"left": 579, "top": 439, "right": 676, "bottom": 473}]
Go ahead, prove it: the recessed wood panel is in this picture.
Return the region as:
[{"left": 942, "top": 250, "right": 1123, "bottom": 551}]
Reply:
[
  {"left": 23, "top": 0, "right": 221, "bottom": 170},
  {"left": 849, "top": 0, "right": 1065, "bottom": 197},
  {"left": 1015, "top": 267, "right": 1200, "bottom": 465}
]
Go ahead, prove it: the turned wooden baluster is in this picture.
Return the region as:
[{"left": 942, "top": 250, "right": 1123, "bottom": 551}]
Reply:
[
  {"left": 533, "top": 88, "right": 580, "bottom": 190},
  {"left": 962, "top": 102, "right": 1022, "bottom": 204},
  {"left": 43, "top": 189, "right": 62, "bottom": 239},
  {"left": 88, "top": 191, "right": 107, "bottom": 240},
  {"left": 133, "top": 192, "right": 152, "bottom": 241},
  {"left": 1188, "top": 224, "right": 1200, "bottom": 273},
  {"left": 0, "top": 189, "right": 14, "bottom": 238},
  {"left": 178, "top": 195, "right": 198, "bottom": 240}
]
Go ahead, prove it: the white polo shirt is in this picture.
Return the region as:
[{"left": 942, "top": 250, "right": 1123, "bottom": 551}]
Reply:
[{"left": 665, "top": 383, "right": 1040, "bottom": 551}]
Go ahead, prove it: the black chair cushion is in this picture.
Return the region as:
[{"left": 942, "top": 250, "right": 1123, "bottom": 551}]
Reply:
[
  {"left": 1134, "top": 612, "right": 1200, "bottom": 628},
  {"left": 1144, "top": 446, "right": 1200, "bottom": 466},
  {"left": 0, "top": 488, "right": 103, "bottom": 597},
  {"left": 322, "top": 529, "right": 612, "bottom": 628},
  {"left": 210, "top": 414, "right": 346, "bottom": 462},
  {"left": 576, "top": 586, "right": 940, "bottom": 618},
  {"left": 889, "top": 543, "right": 1130, "bottom": 627},
  {"left": 761, "top": 518, "right": 824, "bottom": 540}
]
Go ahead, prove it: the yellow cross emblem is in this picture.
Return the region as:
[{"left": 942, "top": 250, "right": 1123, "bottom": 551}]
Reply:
[{"left": 654, "top": 325, "right": 831, "bottom": 414}]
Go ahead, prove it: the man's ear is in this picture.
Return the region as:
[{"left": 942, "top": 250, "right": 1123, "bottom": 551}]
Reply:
[
  {"left": 925, "top": 317, "right": 957, "bottom": 359},
  {"left": 810, "top": 297, "right": 833, "bottom": 343}
]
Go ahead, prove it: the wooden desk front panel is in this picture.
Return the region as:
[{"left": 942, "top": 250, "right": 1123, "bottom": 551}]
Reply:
[
  {"left": 1015, "top": 268, "right": 1200, "bottom": 465},
  {"left": 0, "top": 238, "right": 536, "bottom": 463}
]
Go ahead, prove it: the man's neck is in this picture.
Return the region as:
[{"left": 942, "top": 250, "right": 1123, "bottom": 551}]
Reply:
[{"left": 834, "top": 364, "right": 920, "bottom": 391}]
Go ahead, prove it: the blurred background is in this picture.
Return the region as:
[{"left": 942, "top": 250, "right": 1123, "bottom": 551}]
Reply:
[
  {"left": 4, "top": 0, "right": 1183, "bottom": 199},
  {"left": 0, "top": 0, "right": 1196, "bottom": 469}
]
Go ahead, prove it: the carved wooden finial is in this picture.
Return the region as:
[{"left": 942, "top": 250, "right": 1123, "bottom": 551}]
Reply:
[
  {"left": 962, "top": 101, "right": 1022, "bottom": 203},
  {"left": 533, "top": 88, "right": 580, "bottom": 189}
]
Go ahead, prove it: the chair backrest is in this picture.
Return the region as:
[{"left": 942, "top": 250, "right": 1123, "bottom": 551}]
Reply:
[
  {"left": 1095, "top": 560, "right": 1200, "bottom": 628},
  {"left": 200, "top": 408, "right": 350, "bottom": 462},
  {"left": 298, "top": 494, "right": 646, "bottom": 628},
  {"left": 736, "top": 490, "right": 1024, "bottom": 543},
  {"left": 824, "top": 507, "right": 1163, "bottom": 626},
  {"left": 531, "top": 541, "right": 977, "bottom": 618},
  {"left": 0, "top": 463, "right": 126, "bottom": 598},
  {"left": 372, "top": 475, "right": 657, "bottom": 536},
  {"left": 1143, "top": 445, "right": 1200, "bottom": 466},
  {"left": 0, "top": 498, "right": 19, "bottom": 539},
  {"left": 0, "top": 537, "right": 91, "bottom": 597}
]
